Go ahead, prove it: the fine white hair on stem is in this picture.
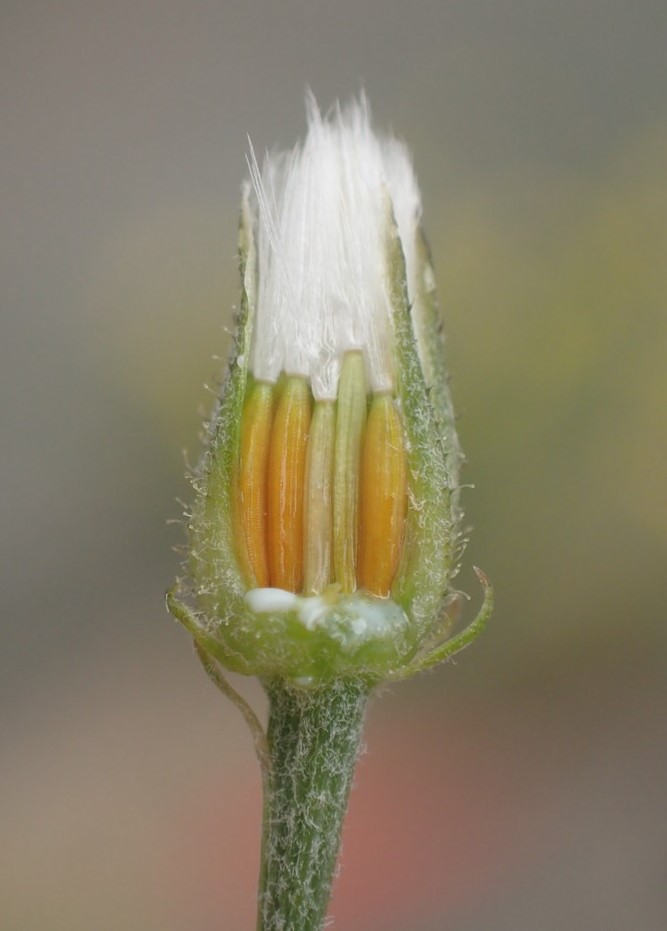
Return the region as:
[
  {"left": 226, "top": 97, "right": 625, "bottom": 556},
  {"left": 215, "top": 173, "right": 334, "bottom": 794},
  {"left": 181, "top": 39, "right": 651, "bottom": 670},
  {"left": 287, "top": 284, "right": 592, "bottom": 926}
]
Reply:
[{"left": 248, "top": 92, "right": 422, "bottom": 400}]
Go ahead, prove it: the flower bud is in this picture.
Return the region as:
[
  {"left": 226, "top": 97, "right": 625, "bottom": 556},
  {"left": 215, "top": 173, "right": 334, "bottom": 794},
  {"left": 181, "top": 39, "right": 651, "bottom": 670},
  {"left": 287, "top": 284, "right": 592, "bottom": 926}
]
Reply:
[{"left": 168, "top": 94, "right": 492, "bottom": 684}]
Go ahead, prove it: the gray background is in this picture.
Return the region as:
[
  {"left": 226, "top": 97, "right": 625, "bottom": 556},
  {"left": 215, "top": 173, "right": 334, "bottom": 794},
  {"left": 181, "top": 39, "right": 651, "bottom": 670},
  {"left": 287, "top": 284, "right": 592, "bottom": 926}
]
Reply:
[{"left": 2, "top": 2, "right": 666, "bottom": 929}]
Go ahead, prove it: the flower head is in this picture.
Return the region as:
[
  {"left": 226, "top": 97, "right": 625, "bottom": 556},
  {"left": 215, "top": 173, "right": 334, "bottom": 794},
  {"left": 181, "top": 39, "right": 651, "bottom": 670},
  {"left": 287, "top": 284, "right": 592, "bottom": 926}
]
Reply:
[{"left": 168, "top": 94, "right": 492, "bottom": 683}]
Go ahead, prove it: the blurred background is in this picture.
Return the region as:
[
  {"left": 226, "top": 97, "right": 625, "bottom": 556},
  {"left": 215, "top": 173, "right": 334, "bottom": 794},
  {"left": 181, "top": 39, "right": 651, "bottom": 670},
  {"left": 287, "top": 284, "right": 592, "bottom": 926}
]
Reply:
[{"left": 2, "top": 2, "right": 666, "bottom": 929}]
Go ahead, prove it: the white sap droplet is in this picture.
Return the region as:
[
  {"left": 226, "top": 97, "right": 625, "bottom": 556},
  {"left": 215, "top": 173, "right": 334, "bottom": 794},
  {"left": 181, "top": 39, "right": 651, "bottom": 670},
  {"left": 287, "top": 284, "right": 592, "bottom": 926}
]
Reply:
[
  {"left": 244, "top": 588, "right": 299, "bottom": 614},
  {"left": 292, "top": 676, "right": 316, "bottom": 688},
  {"left": 350, "top": 618, "right": 367, "bottom": 637},
  {"left": 297, "top": 596, "right": 330, "bottom": 630}
]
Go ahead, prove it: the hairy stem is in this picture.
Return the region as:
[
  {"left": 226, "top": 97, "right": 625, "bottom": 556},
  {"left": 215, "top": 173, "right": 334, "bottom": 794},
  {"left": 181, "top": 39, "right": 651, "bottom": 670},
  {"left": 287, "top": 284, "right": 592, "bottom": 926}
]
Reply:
[{"left": 257, "top": 678, "right": 370, "bottom": 931}]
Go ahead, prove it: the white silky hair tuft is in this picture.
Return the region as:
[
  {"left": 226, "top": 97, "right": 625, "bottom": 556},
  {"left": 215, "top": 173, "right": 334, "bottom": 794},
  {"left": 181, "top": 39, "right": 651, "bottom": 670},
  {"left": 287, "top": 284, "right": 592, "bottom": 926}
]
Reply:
[{"left": 248, "top": 93, "right": 423, "bottom": 400}]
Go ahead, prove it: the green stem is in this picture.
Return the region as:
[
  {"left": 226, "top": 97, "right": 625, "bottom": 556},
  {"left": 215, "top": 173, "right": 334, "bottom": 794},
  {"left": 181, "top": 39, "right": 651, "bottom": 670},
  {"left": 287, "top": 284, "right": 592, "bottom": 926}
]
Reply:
[{"left": 257, "top": 678, "right": 370, "bottom": 931}]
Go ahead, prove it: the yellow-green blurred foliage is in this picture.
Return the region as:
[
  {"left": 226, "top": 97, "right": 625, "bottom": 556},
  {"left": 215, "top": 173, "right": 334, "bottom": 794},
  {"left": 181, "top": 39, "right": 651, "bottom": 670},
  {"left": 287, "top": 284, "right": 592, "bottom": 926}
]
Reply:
[{"left": 442, "top": 125, "right": 667, "bottom": 665}]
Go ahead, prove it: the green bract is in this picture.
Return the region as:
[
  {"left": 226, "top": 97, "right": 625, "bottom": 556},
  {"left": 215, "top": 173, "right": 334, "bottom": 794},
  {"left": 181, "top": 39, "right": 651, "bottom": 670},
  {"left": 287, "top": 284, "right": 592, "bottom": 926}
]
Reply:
[{"left": 168, "top": 192, "right": 492, "bottom": 685}]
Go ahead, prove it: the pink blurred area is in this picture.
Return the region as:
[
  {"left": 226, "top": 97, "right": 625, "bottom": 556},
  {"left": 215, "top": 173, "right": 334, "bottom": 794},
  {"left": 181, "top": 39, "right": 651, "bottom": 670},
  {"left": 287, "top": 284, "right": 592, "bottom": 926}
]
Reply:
[
  {"left": 2, "top": 2, "right": 667, "bottom": 929},
  {"left": 6, "top": 621, "right": 664, "bottom": 930}
]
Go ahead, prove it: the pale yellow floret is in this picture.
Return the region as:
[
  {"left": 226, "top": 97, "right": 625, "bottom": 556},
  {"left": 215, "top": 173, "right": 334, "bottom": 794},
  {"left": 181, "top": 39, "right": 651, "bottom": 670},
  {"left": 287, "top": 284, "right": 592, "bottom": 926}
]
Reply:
[
  {"left": 359, "top": 393, "right": 408, "bottom": 597},
  {"left": 236, "top": 356, "right": 408, "bottom": 599},
  {"left": 235, "top": 381, "right": 274, "bottom": 588},
  {"left": 267, "top": 376, "right": 312, "bottom": 592},
  {"left": 303, "top": 400, "right": 336, "bottom": 594},
  {"left": 333, "top": 351, "right": 367, "bottom": 594}
]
